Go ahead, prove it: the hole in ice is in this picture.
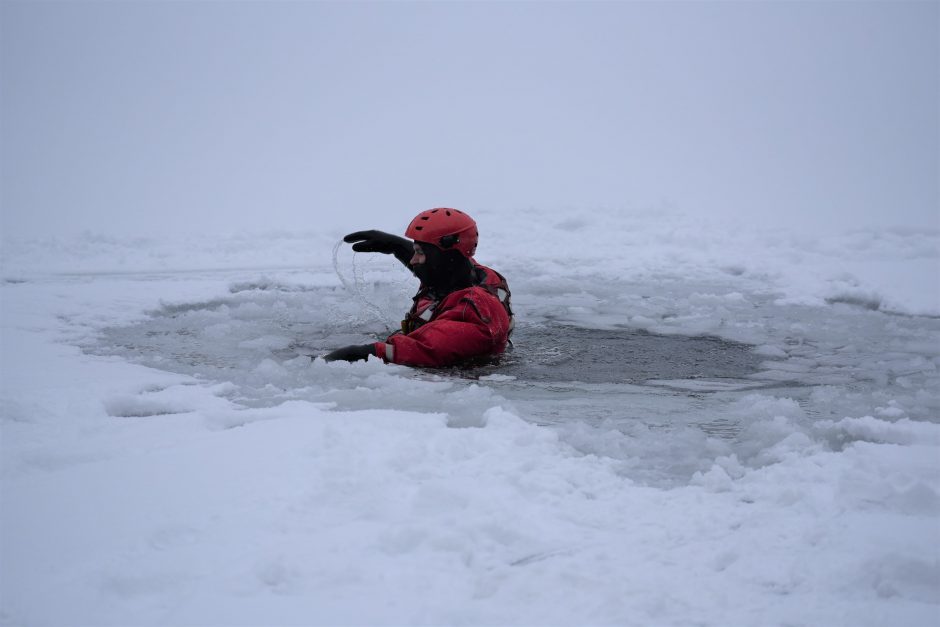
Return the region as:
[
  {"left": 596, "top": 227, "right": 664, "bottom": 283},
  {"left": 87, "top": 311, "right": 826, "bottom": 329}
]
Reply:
[
  {"left": 83, "top": 271, "right": 771, "bottom": 391},
  {"left": 89, "top": 292, "right": 765, "bottom": 390}
]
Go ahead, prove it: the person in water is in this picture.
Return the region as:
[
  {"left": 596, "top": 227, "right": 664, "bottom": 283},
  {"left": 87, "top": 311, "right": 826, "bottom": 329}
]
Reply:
[{"left": 324, "top": 208, "right": 513, "bottom": 367}]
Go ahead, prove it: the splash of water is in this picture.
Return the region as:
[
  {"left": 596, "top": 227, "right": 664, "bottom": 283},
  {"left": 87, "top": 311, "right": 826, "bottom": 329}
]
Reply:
[{"left": 331, "top": 239, "right": 399, "bottom": 331}]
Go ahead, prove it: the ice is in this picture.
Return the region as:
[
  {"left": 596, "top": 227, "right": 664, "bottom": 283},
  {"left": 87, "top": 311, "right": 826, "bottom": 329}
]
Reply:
[{"left": 2, "top": 210, "right": 939, "bottom": 626}]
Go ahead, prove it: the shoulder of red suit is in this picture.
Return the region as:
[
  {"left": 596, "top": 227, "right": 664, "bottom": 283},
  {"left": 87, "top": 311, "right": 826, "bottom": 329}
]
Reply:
[{"left": 440, "top": 285, "right": 501, "bottom": 306}]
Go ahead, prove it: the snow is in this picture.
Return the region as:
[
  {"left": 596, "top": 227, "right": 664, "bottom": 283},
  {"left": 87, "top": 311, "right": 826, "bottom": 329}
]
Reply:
[{"left": 2, "top": 208, "right": 939, "bottom": 626}]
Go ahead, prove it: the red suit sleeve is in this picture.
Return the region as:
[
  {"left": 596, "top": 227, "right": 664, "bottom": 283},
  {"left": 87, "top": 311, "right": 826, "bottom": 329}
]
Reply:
[{"left": 375, "top": 288, "right": 510, "bottom": 367}]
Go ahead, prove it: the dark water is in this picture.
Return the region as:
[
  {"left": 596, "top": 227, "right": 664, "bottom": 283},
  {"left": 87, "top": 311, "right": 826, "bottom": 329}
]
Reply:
[{"left": 470, "top": 325, "right": 763, "bottom": 384}]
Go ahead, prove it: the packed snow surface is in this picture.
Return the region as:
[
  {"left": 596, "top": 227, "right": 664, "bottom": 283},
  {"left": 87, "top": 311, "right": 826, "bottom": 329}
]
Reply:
[{"left": 2, "top": 208, "right": 939, "bottom": 626}]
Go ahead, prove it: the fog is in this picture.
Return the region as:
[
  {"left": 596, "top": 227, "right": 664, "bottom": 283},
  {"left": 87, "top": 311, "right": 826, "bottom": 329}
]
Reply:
[{"left": 2, "top": 1, "right": 937, "bottom": 238}]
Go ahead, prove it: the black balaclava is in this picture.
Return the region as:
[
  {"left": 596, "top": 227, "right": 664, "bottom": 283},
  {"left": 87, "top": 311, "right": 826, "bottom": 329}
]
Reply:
[{"left": 412, "top": 244, "right": 475, "bottom": 297}]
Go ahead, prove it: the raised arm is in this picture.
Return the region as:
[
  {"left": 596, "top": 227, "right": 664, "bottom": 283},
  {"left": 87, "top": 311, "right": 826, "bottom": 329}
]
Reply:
[{"left": 343, "top": 230, "right": 413, "bottom": 268}]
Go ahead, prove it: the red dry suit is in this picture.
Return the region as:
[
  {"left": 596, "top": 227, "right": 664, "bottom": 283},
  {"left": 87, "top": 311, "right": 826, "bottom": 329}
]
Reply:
[{"left": 373, "top": 264, "right": 513, "bottom": 367}]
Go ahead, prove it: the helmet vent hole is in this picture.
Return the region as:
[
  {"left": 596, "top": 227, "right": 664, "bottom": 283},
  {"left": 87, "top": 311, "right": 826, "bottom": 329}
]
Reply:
[
  {"left": 431, "top": 209, "right": 439, "bottom": 213},
  {"left": 414, "top": 226, "right": 423, "bottom": 231},
  {"left": 445, "top": 210, "right": 452, "bottom": 216},
  {"left": 420, "top": 216, "right": 430, "bottom": 221}
]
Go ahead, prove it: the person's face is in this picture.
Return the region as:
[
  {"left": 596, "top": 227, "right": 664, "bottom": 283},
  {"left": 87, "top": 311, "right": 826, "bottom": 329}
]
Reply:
[
  {"left": 410, "top": 243, "right": 426, "bottom": 267},
  {"left": 408, "top": 240, "right": 470, "bottom": 290}
]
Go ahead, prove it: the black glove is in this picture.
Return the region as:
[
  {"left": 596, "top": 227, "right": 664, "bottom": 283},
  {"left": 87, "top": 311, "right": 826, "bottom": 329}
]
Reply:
[
  {"left": 343, "top": 230, "right": 413, "bottom": 267},
  {"left": 323, "top": 344, "right": 377, "bottom": 363}
]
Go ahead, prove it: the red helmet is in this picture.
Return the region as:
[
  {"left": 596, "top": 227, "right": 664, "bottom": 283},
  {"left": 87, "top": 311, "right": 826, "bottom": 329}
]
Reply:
[{"left": 405, "top": 208, "right": 478, "bottom": 258}]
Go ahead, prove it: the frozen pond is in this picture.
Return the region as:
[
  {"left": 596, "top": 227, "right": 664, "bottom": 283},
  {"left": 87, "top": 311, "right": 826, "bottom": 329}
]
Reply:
[
  {"left": 4, "top": 218, "right": 939, "bottom": 627},
  {"left": 84, "top": 271, "right": 940, "bottom": 488}
]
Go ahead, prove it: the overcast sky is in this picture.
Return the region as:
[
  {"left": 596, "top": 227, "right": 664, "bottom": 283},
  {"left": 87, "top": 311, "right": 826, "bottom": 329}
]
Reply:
[{"left": 2, "top": 1, "right": 937, "bottom": 238}]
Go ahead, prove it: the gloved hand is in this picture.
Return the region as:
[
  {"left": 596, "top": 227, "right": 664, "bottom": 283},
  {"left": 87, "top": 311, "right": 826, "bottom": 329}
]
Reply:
[
  {"left": 344, "top": 230, "right": 413, "bottom": 267},
  {"left": 323, "top": 344, "right": 377, "bottom": 363}
]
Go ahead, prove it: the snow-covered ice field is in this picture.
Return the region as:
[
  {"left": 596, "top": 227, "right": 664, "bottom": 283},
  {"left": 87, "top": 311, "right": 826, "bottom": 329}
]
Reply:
[{"left": 2, "top": 208, "right": 939, "bottom": 626}]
